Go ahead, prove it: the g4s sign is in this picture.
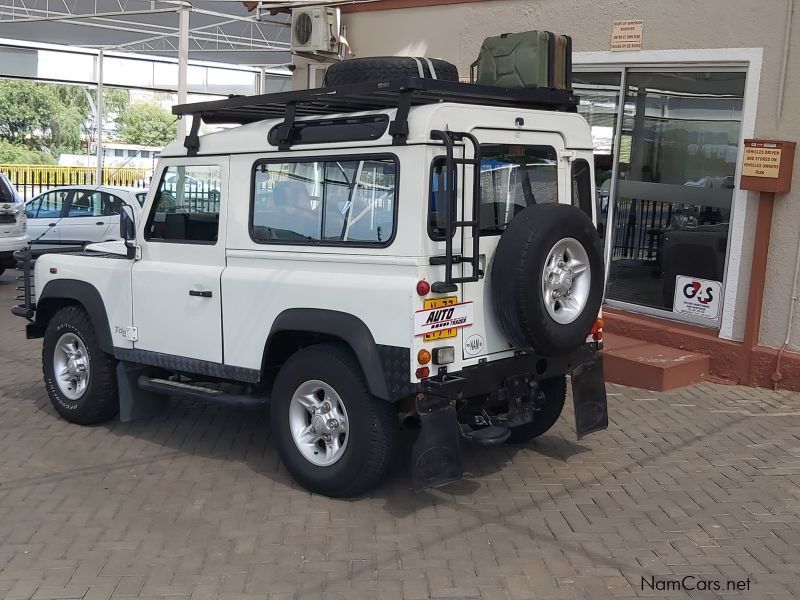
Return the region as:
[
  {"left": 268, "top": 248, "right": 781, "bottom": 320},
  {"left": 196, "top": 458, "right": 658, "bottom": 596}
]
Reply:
[{"left": 673, "top": 275, "right": 721, "bottom": 320}]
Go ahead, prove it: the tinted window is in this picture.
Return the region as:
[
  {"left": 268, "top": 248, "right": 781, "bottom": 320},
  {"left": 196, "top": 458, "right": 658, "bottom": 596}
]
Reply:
[
  {"left": 103, "top": 194, "right": 125, "bottom": 216},
  {"left": 251, "top": 157, "right": 396, "bottom": 245},
  {"left": 429, "top": 144, "right": 558, "bottom": 239},
  {"left": 67, "top": 191, "right": 102, "bottom": 217},
  {"left": 146, "top": 165, "right": 222, "bottom": 243}
]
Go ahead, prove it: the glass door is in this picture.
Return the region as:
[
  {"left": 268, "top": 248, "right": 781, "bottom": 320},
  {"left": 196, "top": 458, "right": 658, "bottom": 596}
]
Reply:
[{"left": 606, "top": 70, "right": 746, "bottom": 325}]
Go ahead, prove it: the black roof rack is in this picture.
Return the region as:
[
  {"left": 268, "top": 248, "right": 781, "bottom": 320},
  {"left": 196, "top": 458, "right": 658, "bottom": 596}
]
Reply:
[{"left": 172, "top": 77, "right": 579, "bottom": 153}]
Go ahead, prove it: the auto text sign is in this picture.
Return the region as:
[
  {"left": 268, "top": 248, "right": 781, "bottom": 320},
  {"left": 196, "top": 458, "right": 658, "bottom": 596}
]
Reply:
[
  {"left": 742, "top": 143, "right": 782, "bottom": 179},
  {"left": 673, "top": 276, "right": 722, "bottom": 320},
  {"left": 611, "top": 20, "right": 644, "bottom": 51},
  {"left": 414, "top": 301, "right": 474, "bottom": 337}
]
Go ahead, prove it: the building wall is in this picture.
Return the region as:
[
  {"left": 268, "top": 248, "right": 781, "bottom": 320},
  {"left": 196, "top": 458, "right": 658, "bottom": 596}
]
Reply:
[{"left": 341, "top": 0, "right": 800, "bottom": 350}]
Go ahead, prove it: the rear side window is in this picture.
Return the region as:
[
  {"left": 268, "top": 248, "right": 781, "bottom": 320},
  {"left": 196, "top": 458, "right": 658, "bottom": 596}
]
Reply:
[
  {"left": 67, "top": 191, "right": 102, "bottom": 217},
  {"left": 429, "top": 144, "right": 558, "bottom": 239},
  {"left": 146, "top": 165, "right": 222, "bottom": 244},
  {"left": 251, "top": 156, "right": 397, "bottom": 246}
]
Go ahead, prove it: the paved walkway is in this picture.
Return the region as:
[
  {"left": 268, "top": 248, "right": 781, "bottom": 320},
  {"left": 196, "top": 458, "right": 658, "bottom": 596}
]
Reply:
[{"left": 1, "top": 270, "right": 800, "bottom": 600}]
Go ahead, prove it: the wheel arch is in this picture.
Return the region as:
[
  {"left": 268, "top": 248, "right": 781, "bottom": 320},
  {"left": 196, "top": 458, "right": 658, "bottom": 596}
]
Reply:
[
  {"left": 262, "top": 309, "right": 412, "bottom": 402},
  {"left": 36, "top": 279, "right": 114, "bottom": 354}
]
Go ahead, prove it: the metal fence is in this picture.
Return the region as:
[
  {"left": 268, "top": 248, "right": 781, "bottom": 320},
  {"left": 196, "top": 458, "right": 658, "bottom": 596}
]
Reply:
[{"left": 0, "top": 165, "right": 150, "bottom": 202}]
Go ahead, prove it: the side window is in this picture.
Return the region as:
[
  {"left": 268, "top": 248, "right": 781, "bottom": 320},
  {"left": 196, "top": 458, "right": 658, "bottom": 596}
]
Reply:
[
  {"left": 25, "top": 197, "right": 41, "bottom": 219},
  {"left": 136, "top": 192, "right": 147, "bottom": 207},
  {"left": 251, "top": 156, "right": 397, "bottom": 245},
  {"left": 67, "top": 191, "right": 102, "bottom": 217},
  {"left": 102, "top": 194, "right": 124, "bottom": 216},
  {"left": 571, "top": 159, "right": 593, "bottom": 218},
  {"left": 146, "top": 165, "right": 222, "bottom": 244},
  {"left": 36, "top": 191, "right": 70, "bottom": 219}
]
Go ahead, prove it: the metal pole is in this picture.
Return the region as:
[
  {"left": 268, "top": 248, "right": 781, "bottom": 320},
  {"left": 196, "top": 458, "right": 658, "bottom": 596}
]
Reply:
[
  {"left": 177, "top": 2, "right": 190, "bottom": 139},
  {"left": 96, "top": 49, "right": 104, "bottom": 185}
]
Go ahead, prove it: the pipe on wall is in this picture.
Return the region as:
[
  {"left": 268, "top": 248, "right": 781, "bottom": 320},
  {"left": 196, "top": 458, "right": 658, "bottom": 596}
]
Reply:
[{"left": 777, "top": 0, "right": 794, "bottom": 121}]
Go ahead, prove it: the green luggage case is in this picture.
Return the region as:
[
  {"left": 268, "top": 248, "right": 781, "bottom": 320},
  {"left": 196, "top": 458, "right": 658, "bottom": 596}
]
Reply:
[{"left": 471, "top": 31, "right": 572, "bottom": 91}]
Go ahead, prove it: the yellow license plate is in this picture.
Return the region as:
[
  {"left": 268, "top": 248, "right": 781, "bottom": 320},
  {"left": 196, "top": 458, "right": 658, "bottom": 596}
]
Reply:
[{"left": 423, "top": 296, "right": 458, "bottom": 341}]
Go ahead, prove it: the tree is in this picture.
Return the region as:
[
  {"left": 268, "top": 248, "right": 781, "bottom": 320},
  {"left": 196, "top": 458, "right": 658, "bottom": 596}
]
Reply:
[
  {"left": 117, "top": 102, "right": 175, "bottom": 146},
  {"left": 0, "top": 80, "right": 57, "bottom": 144},
  {"left": 0, "top": 139, "right": 56, "bottom": 164},
  {"left": 0, "top": 80, "right": 94, "bottom": 156}
]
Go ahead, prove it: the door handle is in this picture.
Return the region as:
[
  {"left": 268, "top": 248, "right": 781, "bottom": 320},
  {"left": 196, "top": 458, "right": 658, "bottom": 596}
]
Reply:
[
  {"left": 48, "top": 223, "right": 57, "bottom": 227},
  {"left": 189, "top": 290, "right": 212, "bottom": 298},
  {"left": 96, "top": 221, "right": 105, "bottom": 226}
]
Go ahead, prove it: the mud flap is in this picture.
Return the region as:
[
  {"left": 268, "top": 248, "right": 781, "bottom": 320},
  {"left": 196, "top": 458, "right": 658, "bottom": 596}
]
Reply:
[
  {"left": 411, "top": 398, "right": 462, "bottom": 492},
  {"left": 570, "top": 353, "right": 608, "bottom": 439}
]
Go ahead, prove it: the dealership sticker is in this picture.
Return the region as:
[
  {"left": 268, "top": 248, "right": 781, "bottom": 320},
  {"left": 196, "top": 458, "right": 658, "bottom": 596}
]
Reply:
[
  {"left": 673, "top": 276, "right": 721, "bottom": 320},
  {"left": 415, "top": 301, "right": 474, "bottom": 337}
]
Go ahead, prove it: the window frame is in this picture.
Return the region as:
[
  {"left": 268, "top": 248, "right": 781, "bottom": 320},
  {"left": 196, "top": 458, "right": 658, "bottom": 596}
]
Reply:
[
  {"left": 248, "top": 152, "right": 400, "bottom": 249},
  {"left": 144, "top": 164, "right": 223, "bottom": 246}
]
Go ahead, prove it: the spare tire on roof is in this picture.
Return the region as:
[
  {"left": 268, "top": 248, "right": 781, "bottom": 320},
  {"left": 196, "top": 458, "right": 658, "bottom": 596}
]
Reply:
[
  {"left": 323, "top": 57, "right": 460, "bottom": 87},
  {"left": 490, "top": 203, "right": 604, "bottom": 356}
]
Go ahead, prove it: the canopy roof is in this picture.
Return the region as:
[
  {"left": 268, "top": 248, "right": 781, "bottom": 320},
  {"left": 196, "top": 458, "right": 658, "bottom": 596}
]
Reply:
[{"left": 0, "top": 0, "right": 291, "bottom": 65}]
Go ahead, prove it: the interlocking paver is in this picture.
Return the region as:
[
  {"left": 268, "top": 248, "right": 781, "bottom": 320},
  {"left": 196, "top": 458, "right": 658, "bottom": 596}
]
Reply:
[{"left": 3, "top": 269, "right": 800, "bottom": 599}]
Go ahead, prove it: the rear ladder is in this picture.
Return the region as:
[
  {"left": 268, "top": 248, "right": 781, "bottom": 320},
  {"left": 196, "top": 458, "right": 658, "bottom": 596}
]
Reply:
[{"left": 430, "top": 130, "right": 482, "bottom": 293}]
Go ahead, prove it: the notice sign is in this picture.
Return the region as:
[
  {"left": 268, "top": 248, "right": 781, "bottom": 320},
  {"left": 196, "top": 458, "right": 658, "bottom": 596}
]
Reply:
[
  {"left": 414, "top": 301, "right": 474, "bottom": 337},
  {"left": 673, "top": 276, "right": 722, "bottom": 320},
  {"left": 611, "top": 20, "right": 644, "bottom": 51},
  {"left": 742, "top": 143, "right": 782, "bottom": 179}
]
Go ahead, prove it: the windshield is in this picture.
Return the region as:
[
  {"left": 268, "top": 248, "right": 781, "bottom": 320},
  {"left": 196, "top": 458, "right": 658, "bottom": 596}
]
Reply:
[{"left": 429, "top": 144, "right": 558, "bottom": 238}]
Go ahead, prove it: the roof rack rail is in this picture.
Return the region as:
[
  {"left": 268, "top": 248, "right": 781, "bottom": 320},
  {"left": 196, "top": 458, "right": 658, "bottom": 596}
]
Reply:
[{"left": 173, "top": 77, "right": 579, "bottom": 153}]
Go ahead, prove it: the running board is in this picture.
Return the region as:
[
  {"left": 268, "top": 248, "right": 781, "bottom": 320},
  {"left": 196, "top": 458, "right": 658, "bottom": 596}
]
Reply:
[{"left": 137, "top": 376, "right": 266, "bottom": 408}]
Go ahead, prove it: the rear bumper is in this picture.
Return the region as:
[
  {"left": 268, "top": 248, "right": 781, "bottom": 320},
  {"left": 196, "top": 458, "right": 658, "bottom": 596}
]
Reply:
[
  {"left": 0, "top": 235, "right": 27, "bottom": 263},
  {"left": 421, "top": 343, "right": 599, "bottom": 399}
]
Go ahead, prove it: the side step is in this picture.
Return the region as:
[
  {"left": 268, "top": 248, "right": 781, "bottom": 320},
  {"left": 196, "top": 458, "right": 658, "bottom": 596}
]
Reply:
[{"left": 137, "top": 376, "right": 266, "bottom": 408}]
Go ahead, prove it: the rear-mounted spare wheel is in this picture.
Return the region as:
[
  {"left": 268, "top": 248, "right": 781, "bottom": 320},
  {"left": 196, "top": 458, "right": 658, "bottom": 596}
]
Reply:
[
  {"left": 491, "top": 203, "right": 604, "bottom": 356},
  {"left": 323, "top": 57, "right": 460, "bottom": 87}
]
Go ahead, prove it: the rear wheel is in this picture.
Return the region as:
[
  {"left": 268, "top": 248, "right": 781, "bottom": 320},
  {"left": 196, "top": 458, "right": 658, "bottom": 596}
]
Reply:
[
  {"left": 42, "top": 305, "right": 119, "bottom": 425},
  {"left": 271, "top": 343, "right": 398, "bottom": 497},
  {"left": 506, "top": 376, "right": 566, "bottom": 443}
]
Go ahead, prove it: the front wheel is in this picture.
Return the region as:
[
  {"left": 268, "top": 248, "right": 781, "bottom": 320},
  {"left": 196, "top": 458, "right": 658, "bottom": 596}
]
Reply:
[
  {"left": 271, "top": 343, "right": 398, "bottom": 497},
  {"left": 42, "top": 305, "right": 119, "bottom": 425},
  {"left": 506, "top": 376, "right": 566, "bottom": 443}
]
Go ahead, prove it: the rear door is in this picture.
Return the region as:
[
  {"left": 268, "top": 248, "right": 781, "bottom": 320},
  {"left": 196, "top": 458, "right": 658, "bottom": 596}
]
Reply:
[
  {"left": 61, "top": 190, "right": 113, "bottom": 245},
  {"left": 461, "top": 130, "right": 568, "bottom": 360}
]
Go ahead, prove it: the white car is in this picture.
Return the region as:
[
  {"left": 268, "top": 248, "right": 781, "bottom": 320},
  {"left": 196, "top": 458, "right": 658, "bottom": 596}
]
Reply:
[
  {"left": 25, "top": 186, "right": 146, "bottom": 249},
  {"left": 13, "top": 59, "right": 608, "bottom": 498},
  {"left": 0, "top": 172, "right": 27, "bottom": 276}
]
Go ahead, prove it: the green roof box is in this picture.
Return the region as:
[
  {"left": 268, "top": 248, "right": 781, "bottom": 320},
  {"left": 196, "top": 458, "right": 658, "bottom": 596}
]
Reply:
[{"left": 471, "top": 31, "right": 573, "bottom": 91}]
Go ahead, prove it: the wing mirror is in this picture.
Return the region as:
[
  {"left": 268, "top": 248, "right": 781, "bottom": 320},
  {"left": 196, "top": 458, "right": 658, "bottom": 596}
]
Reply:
[{"left": 120, "top": 205, "right": 137, "bottom": 259}]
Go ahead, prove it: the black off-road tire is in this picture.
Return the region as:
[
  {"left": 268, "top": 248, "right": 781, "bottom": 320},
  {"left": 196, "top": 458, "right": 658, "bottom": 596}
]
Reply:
[
  {"left": 491, "top": 203, "right": 604, "bottom": 356},
  {"left": 271, "top": 343, "right": 398, "bottom": 497},
  {"left": 507, "top": 376, "right": 566, "bottom": 443},
  {"left": 42, "top": 305, "right": 119, "bottom": 425},
  {"left": 323, "top": 57, "right": 460, "bottom": 87}
]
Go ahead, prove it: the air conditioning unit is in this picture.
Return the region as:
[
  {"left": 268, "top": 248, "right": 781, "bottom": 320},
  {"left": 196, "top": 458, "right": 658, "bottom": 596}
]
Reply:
[{"left": 291, "top": 7, "right": 340, "bottom": 54}]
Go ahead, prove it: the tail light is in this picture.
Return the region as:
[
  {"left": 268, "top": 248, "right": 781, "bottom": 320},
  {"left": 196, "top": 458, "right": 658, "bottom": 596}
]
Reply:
[
  {"left": 415, "top": 366, "right": 430, "bottom": 379},
  {"left": 417, "top": 349, "right": 431, "bottom": 364},
  {"left": 591, "top": 317, "right": 604, "bottom": 342},
  {"left": 416, "top": 280, "right": 431, "bottom": 296}
]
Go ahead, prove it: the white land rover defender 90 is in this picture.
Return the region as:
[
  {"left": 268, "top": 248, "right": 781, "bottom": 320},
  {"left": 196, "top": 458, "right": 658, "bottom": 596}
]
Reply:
[{"left": 13, "top": 60, "right": 608, "bottom": 497}]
